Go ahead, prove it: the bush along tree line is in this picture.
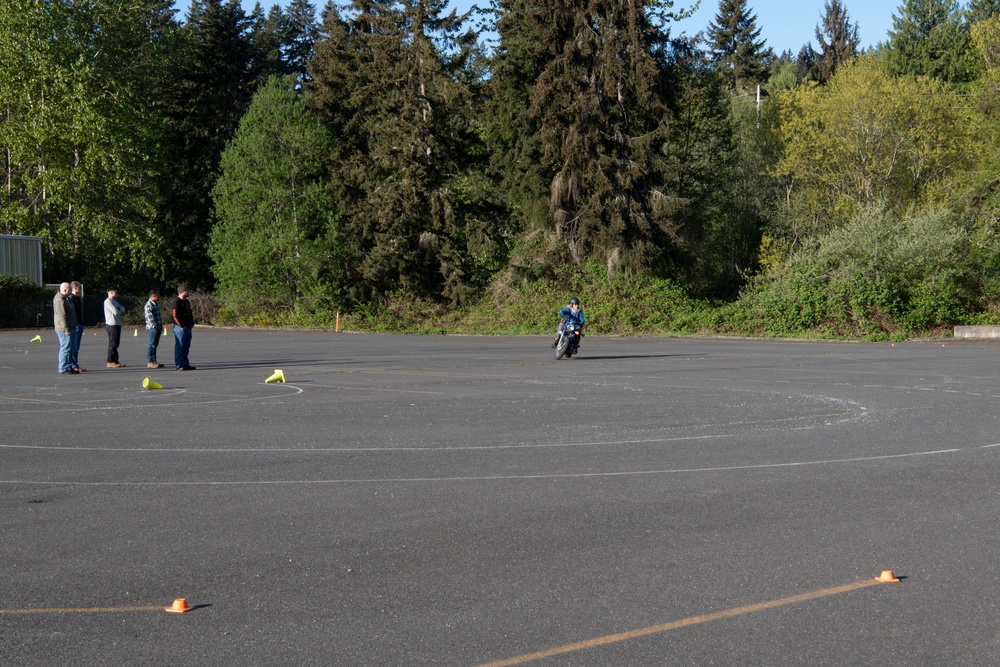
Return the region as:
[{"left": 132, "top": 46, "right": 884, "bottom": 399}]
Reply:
[{"left": 5, "top": 0, "right": 1000, "bottom": 339}]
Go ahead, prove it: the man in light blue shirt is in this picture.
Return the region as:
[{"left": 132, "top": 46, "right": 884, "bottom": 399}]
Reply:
[{"left": 104, "top": 287, "right": 126, "bottom": 368}]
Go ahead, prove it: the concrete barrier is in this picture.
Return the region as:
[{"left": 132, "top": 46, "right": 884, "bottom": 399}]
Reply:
[{"left": 954, "top": 325, "right": 1000, "bottom": 339}]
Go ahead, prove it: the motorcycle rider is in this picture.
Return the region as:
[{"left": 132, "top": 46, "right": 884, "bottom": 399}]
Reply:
[{"left": 552, "top": 297, "right": 585, "bottom": 350}]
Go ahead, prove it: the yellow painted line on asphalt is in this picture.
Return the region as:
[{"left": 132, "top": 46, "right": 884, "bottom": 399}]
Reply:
[
  {"left": 0, "top": 605, "right": 164, "bottom": 615},
  {"left": 475, "top": 578, "right": 887, "bottom": 667}
]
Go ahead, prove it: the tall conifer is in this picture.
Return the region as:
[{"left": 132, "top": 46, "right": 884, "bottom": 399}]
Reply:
[
  {"left": 966, "top": 0, "right": 1000, "bottom": 24},
  {"left": 884, "top": 0, "right": 972, "bottom": 82},
  {"left": 308, "top": 0, "right": 491, "bottom": 303},
  {"left": 813, "top": 0, "right": 860, "bottom": 83},
  {"left": 156, "top": 0, "right": 262, "bottom": 288},
  {"left": 706, "top": 0, "right": 773, "bottom": 89},
  {"left": 488, "top": 0, "right": 683, "bottom": 276}
]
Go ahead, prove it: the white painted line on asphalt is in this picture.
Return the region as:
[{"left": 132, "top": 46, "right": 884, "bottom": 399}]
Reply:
[
  {"left": 0, "top": 434, "right": 732, "bottom": 453},
  {"left": 0, "top": 384, "right": 303, "bottom": 413},
  {"left": 0, "top": 448, "right": 961, "bottom": 486}
]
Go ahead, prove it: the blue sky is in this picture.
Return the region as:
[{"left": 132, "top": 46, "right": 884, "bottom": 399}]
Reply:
[
  {"left": 238, "top": 0, "right": 902, "bottom": 55},
  {"left": 669, "top": 0, "right": 899, "bottom": 54}
]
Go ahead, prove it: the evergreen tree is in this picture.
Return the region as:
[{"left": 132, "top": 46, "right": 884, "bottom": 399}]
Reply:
[
  {"left": 156, "top": 0, "right": 262, "bottom": 289},
  {"left": 487, "top": 0, "right": 683, "bottom": 277},
  {"left": 664, "top": 55, "right": 737, "bottom": 295},
  {"left": 966, "top": 0, "right": 1000, "bottom": 25},
  {"left": 665, "top": 47, "right": 780, "bottom": 298},
  {"left": 485, "top": 0, "right": 574, "bottom": 246},
  {"left": 706, "top": 0, "right": 774, "bottom": 89},
  {"left": 813, "top": 0, "right": 860, "bottom": 83},
  {"left": 796, "top": 43, "right": 818, "bottom": 81},
  {"left": 210, "top": 75, "right": 338, "bottom": 314},
  {"left": 308, "top": 0, "right": 495, "bottom": 304},
  {"left": 884, "top": 0, "right": 973, "bottom": 82},
  {"left": 248, "top": 4, "right": 286, "bottom": 76},
  {"left": 246, "top": 0, "right": 318, "bottom": 81},
  {"left": 766, "top": 49, "right": 801, "bottom": 89},
  {"left": 285, "top": 0, "right": 320, "bottom": 79}
]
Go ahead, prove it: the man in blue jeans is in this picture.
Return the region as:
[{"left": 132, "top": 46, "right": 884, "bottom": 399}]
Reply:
[
  {"left": 53, "top": 282, "right": 78, "bottom": 375},
  {"left": 144, "top": 289, "right": 164, "bottom": 369},
  {"left": 170, "top": 283, "right": 196, "bottom": 371}
]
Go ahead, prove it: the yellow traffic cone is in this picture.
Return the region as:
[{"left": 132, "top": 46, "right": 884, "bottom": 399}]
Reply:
[
  {"left": 134, "top": 328, "right": 138, "bottom": 336},
  {"left": 29, "top": 335, "right": 41, "bottom": 343},
  {"left": 142, "top": 377, "right": 163, "bottom": 390},
  {"left": 265, "top": 369, "right": 285, "bottom": 384}
]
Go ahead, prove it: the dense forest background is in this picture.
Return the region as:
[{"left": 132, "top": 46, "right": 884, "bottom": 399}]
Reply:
[{"left": 4, "top": 0, "right": 1000, "bottom": 338}]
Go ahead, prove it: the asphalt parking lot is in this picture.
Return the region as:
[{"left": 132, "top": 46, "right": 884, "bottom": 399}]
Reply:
[{"left": 2, "top": 327, "right": 1000, "bottom": 665}]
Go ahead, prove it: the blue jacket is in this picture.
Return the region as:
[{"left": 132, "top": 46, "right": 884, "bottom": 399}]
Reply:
[{"left": 559, "top": 306, "right": 584, "bottom": 329}]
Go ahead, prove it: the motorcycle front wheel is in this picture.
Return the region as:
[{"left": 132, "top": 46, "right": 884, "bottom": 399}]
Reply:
[{"left": 555, "top": 334, "right": 571, "bottom": 360}]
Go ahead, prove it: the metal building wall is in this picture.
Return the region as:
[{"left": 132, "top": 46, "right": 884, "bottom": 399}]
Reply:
[{"left": 0, "top": 234, "right": 43, "bottom": 285}]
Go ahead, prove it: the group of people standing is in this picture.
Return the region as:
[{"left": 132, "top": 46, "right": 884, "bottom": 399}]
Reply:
[{"left": 52, "top": 283, "right": 196, "bottom": 375}]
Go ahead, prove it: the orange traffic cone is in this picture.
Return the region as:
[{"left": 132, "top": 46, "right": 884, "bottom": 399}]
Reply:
[
  {"left": 876, "top": 570, "right": 900, "bottom": 583},
  {"left": 165, "top": 598, "right": 192, "bottom": 613}
]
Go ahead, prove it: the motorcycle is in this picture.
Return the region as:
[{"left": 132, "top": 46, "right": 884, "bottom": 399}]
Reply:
[{"left": 553, "top": 318, "right": 581, "bottom": 360}]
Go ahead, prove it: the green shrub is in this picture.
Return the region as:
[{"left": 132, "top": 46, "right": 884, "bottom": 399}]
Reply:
[
  {"left": 0, "top": 275, "right": 47, "bottom": 328},
  {"left": 724, "top": 207, "right": 974, "bottom": 338}
]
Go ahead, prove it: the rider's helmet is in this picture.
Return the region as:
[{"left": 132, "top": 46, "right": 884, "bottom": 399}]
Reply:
[{"left": 569, "top": 297, "right": 580, "bottom": 306}]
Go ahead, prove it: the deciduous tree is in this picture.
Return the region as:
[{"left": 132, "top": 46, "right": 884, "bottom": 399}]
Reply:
[
  {"left": 775, "top": 56, "right": 973, "bottom": 236},
  {"left": 0, "top": 0, "right": 168, "bottom": 285},
  {"left": 210, "top": 75, "right": 339, "bottom": 314}
]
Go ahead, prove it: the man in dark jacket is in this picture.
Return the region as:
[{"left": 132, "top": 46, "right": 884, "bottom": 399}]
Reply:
[
  {"left": 170, "top": 283, "right": 196, "bottom": 371},
  {"left": 69, "top": 281, "right": 86, "bottom": 372}
]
